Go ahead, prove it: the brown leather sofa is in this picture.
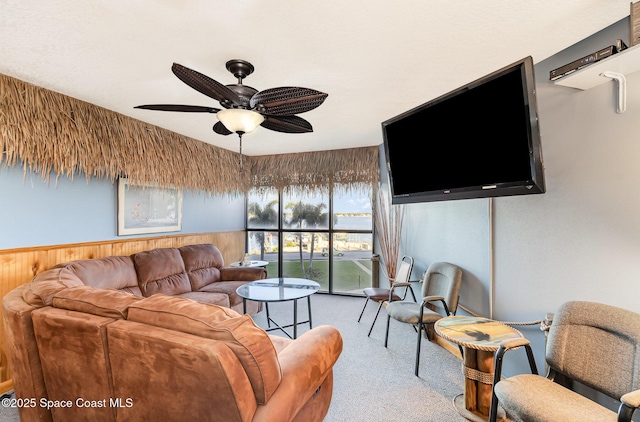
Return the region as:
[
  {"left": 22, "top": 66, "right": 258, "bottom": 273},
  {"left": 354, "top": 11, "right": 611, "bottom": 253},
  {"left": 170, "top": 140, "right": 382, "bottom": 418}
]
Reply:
[
  {"left": 28, "top": 243, "right": 267, "bottom": 315},
  {"left": 2, "top": 244, "right": 344, "bottom": 421}
]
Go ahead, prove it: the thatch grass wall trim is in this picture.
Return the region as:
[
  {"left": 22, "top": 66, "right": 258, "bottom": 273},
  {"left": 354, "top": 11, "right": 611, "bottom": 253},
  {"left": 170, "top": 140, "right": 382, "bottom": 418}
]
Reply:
[
  {"left": 250, "top": 146, "right": 379, "bottom": 195},
  {"left": 1, "top": 74, "right": 247, "bottom": 194},
  {"left": 1, "top": 73, "right": 378, "bottom": 194}
]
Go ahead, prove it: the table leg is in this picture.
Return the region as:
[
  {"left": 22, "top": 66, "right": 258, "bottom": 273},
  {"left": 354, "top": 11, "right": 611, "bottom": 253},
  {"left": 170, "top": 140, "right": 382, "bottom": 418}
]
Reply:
[
  {"left": 293, "top": 299, "right": 298, "bottom": 339},
  {"left": 307, "top": 295, "right": 313, "bottom": 329},
  {"left": 266, "top": 302, "right": 271, "bottom": 328},
  {"left": 243, "top": 298, "right": 246, "bottom": 314},
  {"left": 452, "top": 347, "right": 505, "bottom": 422}
]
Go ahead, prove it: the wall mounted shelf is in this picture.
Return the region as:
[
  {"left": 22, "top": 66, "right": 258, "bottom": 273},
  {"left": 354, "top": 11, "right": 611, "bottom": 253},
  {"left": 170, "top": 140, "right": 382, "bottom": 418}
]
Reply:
[
  {"left": 553, "top": 42, "right": 640, "bottom": 113},
  {"left": 554, "top": 42, "right": 640, "bottom": 90}
]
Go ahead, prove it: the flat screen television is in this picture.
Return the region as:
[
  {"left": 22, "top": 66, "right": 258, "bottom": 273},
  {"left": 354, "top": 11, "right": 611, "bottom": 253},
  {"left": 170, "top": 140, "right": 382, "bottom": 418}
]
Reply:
[{"left": 382, "top": 56, "right": 545, "bottom": 204}]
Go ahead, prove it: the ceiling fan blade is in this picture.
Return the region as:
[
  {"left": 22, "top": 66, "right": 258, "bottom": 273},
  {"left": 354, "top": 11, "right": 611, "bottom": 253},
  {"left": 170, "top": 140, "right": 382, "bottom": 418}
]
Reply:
[
  {"left": 134, "top": 104, "right": 220, "bottom": 113},
  {"left": 250, "top": 87, "right": 328, "bottom": 116},
  {"left": 261, "top": 115, "right": 313, "bottom": 133},
  {"left": 213, "top": 121, "right": 233, "bottom": 135},
  {"left": 172, "top": 63, "right": 243, "bottom": 105}
]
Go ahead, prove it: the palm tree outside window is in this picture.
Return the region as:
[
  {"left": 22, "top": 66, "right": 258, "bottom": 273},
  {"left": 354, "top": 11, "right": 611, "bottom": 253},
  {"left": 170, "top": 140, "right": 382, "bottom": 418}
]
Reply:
[{"left": 246, "top": 185, "right": 373, "bottom": 295}]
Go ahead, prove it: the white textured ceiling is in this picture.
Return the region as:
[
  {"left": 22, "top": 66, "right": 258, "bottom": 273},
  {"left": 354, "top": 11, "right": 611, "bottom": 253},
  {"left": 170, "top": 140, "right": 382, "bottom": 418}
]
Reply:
[{"left": 0, "top": 1, "right": 632, "bottom": 156}]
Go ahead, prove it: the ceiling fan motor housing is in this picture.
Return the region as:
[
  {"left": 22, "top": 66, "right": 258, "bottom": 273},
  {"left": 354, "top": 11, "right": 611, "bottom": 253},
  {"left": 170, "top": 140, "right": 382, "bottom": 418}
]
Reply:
[{"left": 223, "top": 84, "right": 258, "bottom": 109}]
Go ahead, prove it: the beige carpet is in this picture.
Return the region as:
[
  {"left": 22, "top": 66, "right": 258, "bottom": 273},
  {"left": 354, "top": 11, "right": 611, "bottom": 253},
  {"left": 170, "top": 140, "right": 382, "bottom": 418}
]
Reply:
[
  {"left": 254, "top": 293, "right": 474, "bottom": 422},
  {"left": 0, "top": 391, "right": 20, "bottom": 422}
]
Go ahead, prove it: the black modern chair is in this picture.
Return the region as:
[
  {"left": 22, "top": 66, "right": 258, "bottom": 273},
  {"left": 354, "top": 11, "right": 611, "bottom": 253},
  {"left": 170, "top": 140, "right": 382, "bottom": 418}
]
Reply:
[
  {"left": 384, "top": 261, "right": 462, "bottom": 376},
  {"left": 357, "top": 256, "right": 415, "bottom": 336}
]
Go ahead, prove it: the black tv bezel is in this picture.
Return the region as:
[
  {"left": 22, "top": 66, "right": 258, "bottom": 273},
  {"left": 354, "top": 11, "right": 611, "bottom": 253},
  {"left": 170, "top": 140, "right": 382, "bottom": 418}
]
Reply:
[{"left": 382, "top": 56, "right": 545, "bottom": 205}]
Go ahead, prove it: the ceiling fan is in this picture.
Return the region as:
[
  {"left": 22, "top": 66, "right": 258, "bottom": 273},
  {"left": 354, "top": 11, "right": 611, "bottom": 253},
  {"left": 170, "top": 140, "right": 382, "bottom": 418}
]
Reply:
[{"left": 135, "top": 59, "right": 328, "bottom": 168}]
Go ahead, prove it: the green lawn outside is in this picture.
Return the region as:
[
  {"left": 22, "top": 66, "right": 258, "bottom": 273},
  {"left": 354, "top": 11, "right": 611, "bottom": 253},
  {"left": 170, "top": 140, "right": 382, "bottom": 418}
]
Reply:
[{"left": 265, "top": 260, "right": 371, "bottom": 292}]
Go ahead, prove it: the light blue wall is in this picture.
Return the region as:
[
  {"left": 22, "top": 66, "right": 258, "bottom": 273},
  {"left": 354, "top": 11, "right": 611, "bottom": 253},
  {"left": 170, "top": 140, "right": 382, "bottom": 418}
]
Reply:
[
  {"left": 378, "top": 151, "right": 492, "bottom": 316},
  {"left": 0, "top": 163, "right": 245, "bottom": 249},
  {"left": 387, "top": 16, "right": 640, "bottom": 377}
]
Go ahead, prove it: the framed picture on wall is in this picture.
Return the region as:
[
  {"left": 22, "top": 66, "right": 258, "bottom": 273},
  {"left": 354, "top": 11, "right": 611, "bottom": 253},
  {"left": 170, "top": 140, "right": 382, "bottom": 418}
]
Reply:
[{"left": 117, "top": 178, "right": 182, "bottom": 236}]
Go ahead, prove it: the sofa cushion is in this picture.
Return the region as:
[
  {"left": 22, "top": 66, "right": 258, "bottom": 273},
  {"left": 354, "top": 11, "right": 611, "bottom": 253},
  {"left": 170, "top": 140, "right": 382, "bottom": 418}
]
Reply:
[
  {"left": 127, "top": 295, "right": 281, "bottom": 405},
  {"left": 179, "top": 244, "right": 224, "bottom": 291},
  {"left": 133, "top": 248, "right": 192, "bottom": 296},
  {"left": 52, "top": 286, "right": 142, "bottom": 319},
  {"left": 22, "top": 268, "right": 85, "bottom": 307},
  {"left": 32, "top": 307, "right": 117, "bottom": 421},
  {"left": 177, "top": 291, "right": 230, "bottom": 308},
  {"left": 58, "top": 255, "right": 142, "bottom": 295},
  {"left": 197, "top": 281, "right": 247, "bottom": 307},
  {"left": 127, "top": 293, "right": 239, "bottom": 326},
  {"left": 106, "top": 319, "right": 258, "bottom": 422}
]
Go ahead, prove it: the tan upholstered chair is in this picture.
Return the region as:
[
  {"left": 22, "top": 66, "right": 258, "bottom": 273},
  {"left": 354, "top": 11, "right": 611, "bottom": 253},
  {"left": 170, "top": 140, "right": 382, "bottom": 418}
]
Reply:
[
  {"left": 357, "top": 256, "right": 415, "bottom": 336},
  {"left": 384, "top": 261, "right": 462, "bottom": 376},
  {"left": 490, "top": 301, "right": 640, "bottom": 422}
]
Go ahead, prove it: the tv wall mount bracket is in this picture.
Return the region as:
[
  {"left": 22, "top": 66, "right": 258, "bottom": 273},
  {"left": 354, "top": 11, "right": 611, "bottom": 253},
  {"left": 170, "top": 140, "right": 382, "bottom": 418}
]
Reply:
[{"left": 600, "top": 71, "right": 627, "bottom": 113}]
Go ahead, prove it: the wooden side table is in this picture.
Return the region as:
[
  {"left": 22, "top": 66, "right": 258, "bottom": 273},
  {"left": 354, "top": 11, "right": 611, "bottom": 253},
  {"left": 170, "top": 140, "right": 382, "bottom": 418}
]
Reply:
[{"left": 434, "top": 316, "right": 524, "bottom": 422}]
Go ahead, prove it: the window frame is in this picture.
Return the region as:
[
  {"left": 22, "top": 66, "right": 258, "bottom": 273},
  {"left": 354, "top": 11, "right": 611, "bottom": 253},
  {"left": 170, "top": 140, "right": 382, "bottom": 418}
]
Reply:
[{"left": 245, "top": 186, "right": 374, "bottom": 295}]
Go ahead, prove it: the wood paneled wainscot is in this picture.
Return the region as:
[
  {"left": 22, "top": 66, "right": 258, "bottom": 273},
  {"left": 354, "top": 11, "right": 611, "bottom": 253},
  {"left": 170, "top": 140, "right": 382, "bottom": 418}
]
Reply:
[{"left": 0, "top": 231, "right": 246, "bottom": 394}]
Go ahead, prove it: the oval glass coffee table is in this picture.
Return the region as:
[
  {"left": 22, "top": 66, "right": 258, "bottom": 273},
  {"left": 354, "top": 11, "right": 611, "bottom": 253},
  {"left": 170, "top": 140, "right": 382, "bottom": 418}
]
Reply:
[{"left": 236, "top": 277, "right": 320, "bottom": 339}]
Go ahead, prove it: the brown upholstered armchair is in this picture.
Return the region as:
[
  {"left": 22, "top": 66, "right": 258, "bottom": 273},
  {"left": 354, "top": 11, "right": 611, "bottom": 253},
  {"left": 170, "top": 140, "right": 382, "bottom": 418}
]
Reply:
[{"left": 489, "top": 301, "right": 640, "bottom": 422}]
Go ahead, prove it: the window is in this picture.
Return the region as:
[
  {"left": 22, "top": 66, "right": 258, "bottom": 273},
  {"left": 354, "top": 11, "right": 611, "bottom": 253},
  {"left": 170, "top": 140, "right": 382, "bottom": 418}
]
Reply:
[{"left": 246, "top": 185, "right": 373, "bottom": 294}]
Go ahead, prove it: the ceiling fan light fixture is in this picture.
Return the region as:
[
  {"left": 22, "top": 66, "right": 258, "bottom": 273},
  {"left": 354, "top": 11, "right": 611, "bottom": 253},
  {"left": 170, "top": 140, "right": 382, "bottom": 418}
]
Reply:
[
  {"left": 135, "top": 60, "right": 327, "bottom": 138},
  {"left": 217, "top": 108, "right": 264, "bottom": 134}
]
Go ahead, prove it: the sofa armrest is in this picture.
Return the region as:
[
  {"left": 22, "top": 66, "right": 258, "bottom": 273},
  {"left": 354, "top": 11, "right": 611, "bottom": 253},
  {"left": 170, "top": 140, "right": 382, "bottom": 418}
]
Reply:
[
  {"left": 252, "top": 325, "right": 343, "bottom": 422},
  {"left": 220, "top": 266, "right": 267, "bottom": 281}
]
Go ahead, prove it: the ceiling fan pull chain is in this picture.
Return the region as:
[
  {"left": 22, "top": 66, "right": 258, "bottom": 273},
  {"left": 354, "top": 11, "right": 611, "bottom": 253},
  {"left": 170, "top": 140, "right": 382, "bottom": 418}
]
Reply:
[{"left": 238, "top": 132, "right": 244, "bottom": 171}]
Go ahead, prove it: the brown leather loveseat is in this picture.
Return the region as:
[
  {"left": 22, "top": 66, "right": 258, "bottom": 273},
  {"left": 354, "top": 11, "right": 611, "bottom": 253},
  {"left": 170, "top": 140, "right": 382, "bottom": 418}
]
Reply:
[{"left": 2, "top": 243, "right": 344, "bottom": 421}]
